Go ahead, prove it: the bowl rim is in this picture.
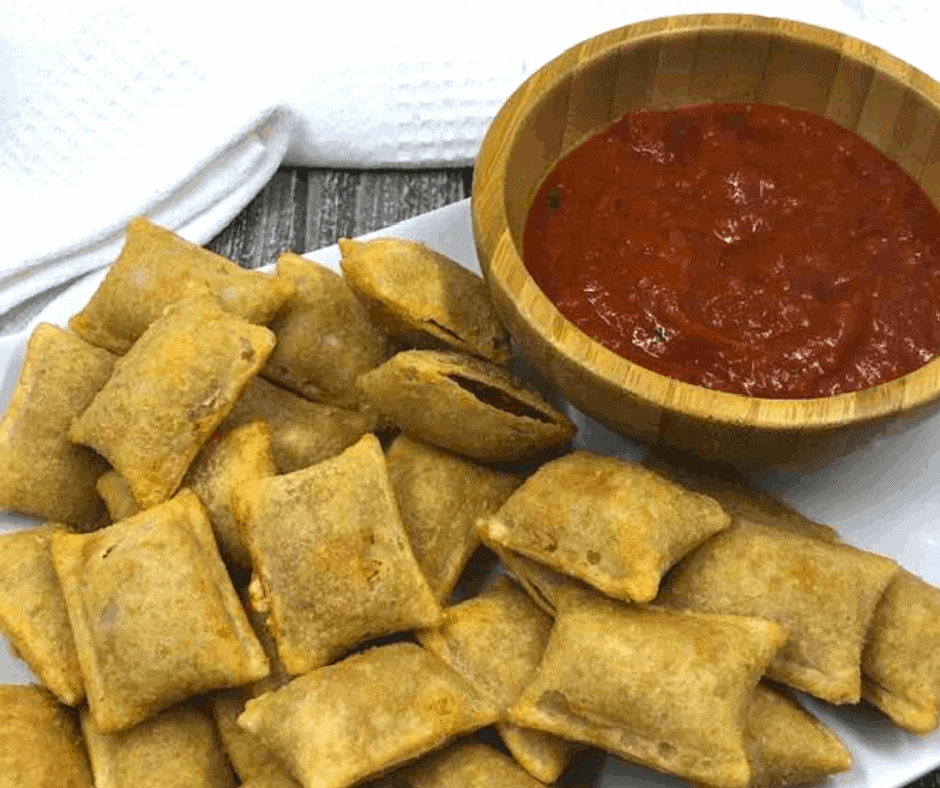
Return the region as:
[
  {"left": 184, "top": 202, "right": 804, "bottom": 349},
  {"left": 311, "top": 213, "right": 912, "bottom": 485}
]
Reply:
[{"left": 472, "top": 12, "right": 940, "bottom": 433}]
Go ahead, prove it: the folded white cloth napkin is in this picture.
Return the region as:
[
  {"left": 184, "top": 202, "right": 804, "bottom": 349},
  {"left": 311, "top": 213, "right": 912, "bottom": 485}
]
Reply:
[{"left": 1, "top": 0, "right": 937, "bottom": 318}]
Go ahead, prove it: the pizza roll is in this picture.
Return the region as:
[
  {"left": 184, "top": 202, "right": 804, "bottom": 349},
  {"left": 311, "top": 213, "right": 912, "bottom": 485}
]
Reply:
[
  {"left": 658, "top": 519, "right": 899, "bottom": 704},
  {"left": 386, "top": 435, "right": 521, "bottom": 599},
  {"left": 0, "top": 684, "right": 92, "bottom": 787},
  {"left": 68, "top": 216, "right": 293, "bottom": 354},
  {"left": 405, "top": 741, "right": 545, "bottom": 787},
  {"left": 482, "top": 543, "right": 584, "bottom": 616},
  {"left": 509, "top": 592, "right": 788, "bottom": 788},
  {"left": 357, "top": 350, "right": 575, "bottom": 461},
  {"left": 862, "top": 570, "right": 940, "bottom": 734},
  {"left": 223, "top": 377, "right": 378, "bottom": 473},
  {"left": 52, "top": 490, "right": 269, "bottom": 732},
  {"left": 338, "top": 236, "right": 511, "bottom": 364},
  {"left": 263, "top": 253, "right": 390, "bottom": 409},
  {"left": 0, "top": 323, "right": 115, "bottom": 528},
  {"left": 209, "top": 691, "right": 296, "bottom": 785},
  {"left": 0, "top": 525, "right": 83, "bottom": 705},
  {"left": 480, "top": 452, "right": 730, "bottom": 603},
  {"left": 82, "top": 704, "right": 235, "bottom": 788},
  {"left": 234, "top": 434, "right": 442, "bottom": 675},
  {"left": 69, "top": 299, "right": 275, "bottom": 509},
  {"left": 744, "top": 683, "right": 852, "bottom": 788},
  {"left": 96, "top": 471, "right": 140, "bottom": 522},
  {"left": 418, "top": 576, "right": 578, "bottom": 783},
  {"left": 186, "top": 421, "right": 275, "bottom": 570},
  {"left": 237, "top": 642, "right": 501, "bottom": 788}
]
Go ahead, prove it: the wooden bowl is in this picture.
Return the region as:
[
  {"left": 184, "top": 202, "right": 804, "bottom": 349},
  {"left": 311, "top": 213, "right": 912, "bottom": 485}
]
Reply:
[{"left": 472, "top": 13, "right": 940, "bottom": 470}]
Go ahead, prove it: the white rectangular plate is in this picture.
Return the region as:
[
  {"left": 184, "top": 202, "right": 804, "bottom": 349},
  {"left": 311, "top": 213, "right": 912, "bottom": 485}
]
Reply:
[{"left": 3, "top": 199, "right": 939, "bottom": 788}]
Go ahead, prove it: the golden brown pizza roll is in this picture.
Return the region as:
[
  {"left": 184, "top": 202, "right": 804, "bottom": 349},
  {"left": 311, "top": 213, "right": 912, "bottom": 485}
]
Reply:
[
  {"left": 69, "top": 299, "right": 275, "bottom": 509},
  {"left": 743, "top": 683, "right": 852, "bottom": 788},
  {"left": 209, "top": 691, "right": 296, "bottom": 785},
  {"left": 82, "top": 703, "right": 236, "bottom": 788},
  {"left": 338, "top": 236, "right": 511, "bottom": 364},
  {"left": 386, "top": 435, "right": 521, "bottom": 599},
  {"left": 404, "top": 741, "right": 545, "bottom": 787},
  {"left": 186, "top": 421, "right": 275, "bottom": 570},
  {"left": 0, "top": 684, "right": 92, "bottom": 787},
  {"left": 357, "top": 350, "right": 574, "bottom": 461},
  {"left": 657, "top": 519, "right": 899, "bottom": 704},
  {"left": 480, "top": 452, "right": 730, "bottom": 603},
  {"left": 68, "top": 216, "right": 294, "bottom": 354},
  {"left": 237, "top": 642, "right": 501, "bottom": 788},
  {"left": 417, "top": 576, "right": 578, "bottom": 783},
  {"left": 52, "top": 490, "right": 269, "bottom": 732},
  {"left": 234, "top": 434, "right": 442, "bottom": 675},
  {"left": 0, "top": 525, "right": 83, "bottom": 705},
  {"left": 95, "top": 471, "right": 140, "bottom": 522},
  {"left": 0, "top": 323, "right": 115, "bottom": 528},
  {"left": 262, "top": 252, "right": 390, "bottom": 409},
  {"left": 223, "top": 377, "right": 378, "bottom": 473},
  {"left": 862, "top": 570, "right": 940, "bottom": 734},
  {"left": 509, "top": 592, "right": 789, "bottom": 788}
]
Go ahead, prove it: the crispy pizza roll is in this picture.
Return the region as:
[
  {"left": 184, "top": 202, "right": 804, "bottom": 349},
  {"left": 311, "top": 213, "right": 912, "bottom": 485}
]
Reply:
[
  {"left": 0, "top": 525, "right": 83, "bottom": 705},
  {"left": 95, "top": 471, "right": 140, "bottom": 522},
  {"left": 509, "top": 592, "right": 789, "bottom": 788},
  {"left": 405, "top": 741, "right": 545, "bottom": 787},
  {"left": 0, "top": 684, "right": 93, "bottom": 787},
  {"left": 418, "top": 576, "right": 578, "bottom": 783},
  {"left": 52, "top": 490, "right": 269, "bottom": 732},
  {"left": 862, "top": 570, "right": 940, "bottom": 734},
  {"left": 69, "top": 299, "right": 275, "bottom": 509},
  {"left": 479, "top": 452, "right": 730, "bottom": 603},
  {"left": 68, "top": 216, "right": 293, "bottom": 354},
  {"left": 657, "top": 520, "right": 899, "bottom": 704},
  {"left": 0, "top": 323, "right": 115, "bottom": 528},
  {"left": 234, "top": 434, "right": 442, "bottom": 675},
  {"left": 209, "top": 691, "right": 295, "bottom": 785},
  {"left": 386, "top": 435, "right": 521, "bottom": 599},
  {"left": 262, "top": 253, "right": 390, "bottom": 409},
  {"left": 338, "top": 236, "right": 511, "bottom": 364},
  {"left": 357, "top": 350, "right": 574, "bottom": 461},
  {"left": 186, "top": 421, "right": 275, "bottom": 570},
  {"left": 237, "top": 642, "right": 501, "bottom": 788},
  {"left": 744, "top": 683, "right": 852, "bottom": 788},
  {"left": 223, "top": 377, "right": 377, "bottom": 473},
  {"left": 82, "top": 704, "right": 235, "bottom": 788}
]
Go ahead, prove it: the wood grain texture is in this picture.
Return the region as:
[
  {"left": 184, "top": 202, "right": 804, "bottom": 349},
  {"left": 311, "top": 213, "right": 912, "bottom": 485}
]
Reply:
[{"left": 472, "top": 12, "right": 940, "bottom": 470}]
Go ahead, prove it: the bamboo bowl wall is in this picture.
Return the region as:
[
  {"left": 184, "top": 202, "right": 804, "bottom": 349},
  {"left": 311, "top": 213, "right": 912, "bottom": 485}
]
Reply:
[{"left": 472, "top": 14, "right": 940, "bottom": 470}]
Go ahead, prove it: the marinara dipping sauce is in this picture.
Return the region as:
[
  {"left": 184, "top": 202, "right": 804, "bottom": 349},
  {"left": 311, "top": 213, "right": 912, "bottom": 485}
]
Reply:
[{"left": 523, "top": 103, "right": 940, "bottom": 398}]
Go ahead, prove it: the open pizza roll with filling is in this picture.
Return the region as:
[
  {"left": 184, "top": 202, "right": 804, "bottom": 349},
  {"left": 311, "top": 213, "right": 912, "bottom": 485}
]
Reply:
[
  {"left": 479, "top": 451, "right": 731, "bottom": 603},
  {"left": 0, "top": 323, "right": 116, "bottom": 528},
  {"left": 743, "top": 683, "right": 852, "bottom": 788},
  {"left": 862, "top": 570, "right": 940, "bottom": 734},
  {"left": 52, "top": 490, "right": 269, "bottom": 732},
  {"left": 237, "top": 642, "right": 500, "bottom": 788},
  {"left": 404, "top": 741, "right": 545, "bottom": 788},
  {"left": 338, "top": 236, "right": 511, "bottom": 364},
  {"left": 357, "top": 350, "right": 574, "bottom": 461},
  {"left": 82, "top": 703, "right": 235, "bottom": 788},
  {"left": 69, "top": 299, "right": 275, "bottom": 509},
  {"left": 418, "top": 575, "right": 578, "bottom": 783},
  {"left": 657, "top": 519, "right": 899, "bottom": 704},
  {"left": 68, "top": 216, "right": 293, "bottom": 354},
  {"left": 386, "top": 435, "right": 521, "bottom": 600},
  {"left": 263, "top": 252, "right": 390, "bottom": 409},
  {"left": 0, "top": 525, "right": 83, "bottom": 705},
  {"left": 0, "top": 684, "right": 93, "bottom": 787},
  {"left": 509, "top": 591, "right": 788, "bottom": 788},
  {"left": 233, "top": 434, "right": 442, "bottom": 675},
  {"left": 223, "top": 377, "right": 378, "bottom": 473}
]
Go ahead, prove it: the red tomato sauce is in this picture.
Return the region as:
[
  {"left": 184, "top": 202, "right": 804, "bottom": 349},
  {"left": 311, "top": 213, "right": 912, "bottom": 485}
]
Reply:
[{"left": 523, "top": 103, "right": 940, "bottom": 398}]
